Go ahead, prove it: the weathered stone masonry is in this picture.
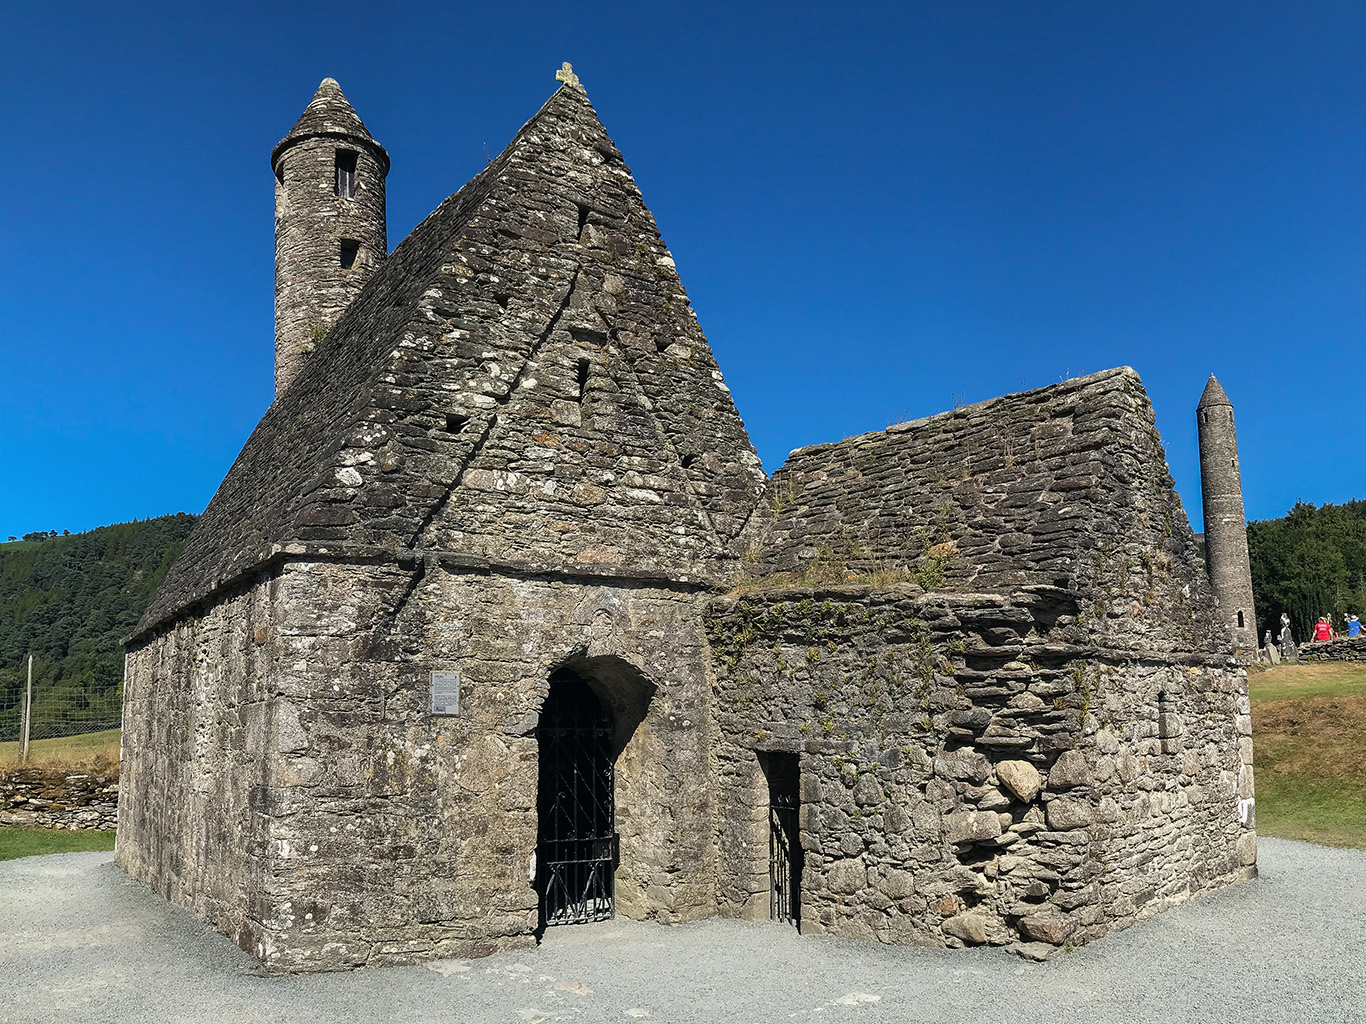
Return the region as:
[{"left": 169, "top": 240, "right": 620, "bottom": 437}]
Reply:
[
  {"left": 1, "top": 766, "right": 118, "bottom": 831},
  {"left": 707, "top": 368, "right": 1255, "bottom": 951},
  {"left": 118, "top": 70, "right": 1256, "bottom": 972}
]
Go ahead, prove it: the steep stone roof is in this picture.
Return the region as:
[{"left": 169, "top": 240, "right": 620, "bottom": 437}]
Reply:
[
  {"left": 136, "top": 82, "right": 765, "bottom": 639},
  {"left": 271, "top": 78, "right": 390, "bottom": 174},
  {"left": 1197, "top": 374, "right": 1232, "bottom": 410},
  {"left": 741, "top": 367, "right": 1227, "bottom": 655}
]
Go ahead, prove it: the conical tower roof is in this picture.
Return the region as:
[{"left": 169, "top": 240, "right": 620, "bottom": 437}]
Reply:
[
  {"left": 271, "top": 77, "right": 389, "bottom": 173},
  {"left": 1197, "top": 374, "right": 1232, "bottom": 410}
]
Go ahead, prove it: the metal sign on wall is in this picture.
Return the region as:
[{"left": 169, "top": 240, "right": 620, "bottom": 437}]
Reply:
[{"left": 431, "top": 671, "right": 460, "bottom": 715}]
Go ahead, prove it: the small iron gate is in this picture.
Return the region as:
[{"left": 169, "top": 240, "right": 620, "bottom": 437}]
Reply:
[
  {"left": 765, "top": 753, "right": 802, "bottom": 928},
  {"left": 536, "top": 672, "right": 617, "bottom": 927}
]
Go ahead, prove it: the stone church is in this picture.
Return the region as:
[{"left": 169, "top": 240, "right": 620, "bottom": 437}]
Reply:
[{"left": 117, "top": 67, "right": 1258, "bottom": 971}]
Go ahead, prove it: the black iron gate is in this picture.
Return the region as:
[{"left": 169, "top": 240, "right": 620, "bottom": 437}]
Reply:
[
  {"left": 535, "top": 671, "right": 617, "bottom": 928},
  {"left": 764, "top": 752, "right": 802, "bottom": 928}
]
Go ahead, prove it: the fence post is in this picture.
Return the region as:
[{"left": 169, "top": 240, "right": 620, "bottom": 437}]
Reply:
[{"left": 19, "top": 654, "right": 32, "bottom": 763}]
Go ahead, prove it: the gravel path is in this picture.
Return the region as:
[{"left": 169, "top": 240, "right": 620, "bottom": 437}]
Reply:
[{"left": 1, "top": 837, "right": 1362, "bottom": 1024}]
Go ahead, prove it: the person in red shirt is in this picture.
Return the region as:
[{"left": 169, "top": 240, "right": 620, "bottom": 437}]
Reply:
[{"left": 1313, "top": 617, "right": 1334, "bottom": 642}]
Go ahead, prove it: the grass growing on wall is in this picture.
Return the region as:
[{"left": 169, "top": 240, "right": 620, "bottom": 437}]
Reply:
[
  {"left": 0, "top": 826, "right": 115, "bottom": 861},
  {"left": 1251, "top": 662, "right": 1366, "bottom": 849}
]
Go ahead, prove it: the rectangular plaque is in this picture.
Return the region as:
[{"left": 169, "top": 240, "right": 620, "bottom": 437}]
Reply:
[{"left": 431, "top": 671, "right": 460, "bottom": 715}]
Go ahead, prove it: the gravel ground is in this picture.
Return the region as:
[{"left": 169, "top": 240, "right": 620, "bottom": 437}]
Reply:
[{"left": 1, "top": 837, "right": 1362, "bottom": 1024}]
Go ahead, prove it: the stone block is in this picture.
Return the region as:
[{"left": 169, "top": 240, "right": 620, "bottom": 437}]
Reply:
[
  {"left": 1018, "top": 913, "right": 1073, "bottom": 945},
  {"left": 995, "top": 760, "right": 1042, "bottom": 802},
  {"left": 942, "top": 912, "right": 989, "bottom": 945},
  {"left": 945, "top": 810, "right": 1003, "bottom": 845},
  {"left": 1048, "top": 750, "right": 1091, "bottom": 789},
  {"left": 826, "top": 859, "right": 869, "bottom": 895},
  {"left": 1045, "top": 798, "right": 1095, "bottom": 831}
]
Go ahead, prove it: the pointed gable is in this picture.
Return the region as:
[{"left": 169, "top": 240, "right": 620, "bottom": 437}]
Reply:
[{"left": 136, "top": 83, "right": 765, "bottom": 637}]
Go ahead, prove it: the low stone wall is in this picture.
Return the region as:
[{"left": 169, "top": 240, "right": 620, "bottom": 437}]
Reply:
[
  {"left": 1301, "top": 639, "right": 1366, "bottom": 663},
  {"left": 0, "top": 766, "right": 119, "bottom": 831}
]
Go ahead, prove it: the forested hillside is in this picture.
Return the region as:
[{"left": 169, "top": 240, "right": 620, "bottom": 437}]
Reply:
[
  {"left": 0, "top": 514, "right": 197, "bottom": 741},
  {"left": 1249, "top": 500, "right": 1366, "bottom": 643}
]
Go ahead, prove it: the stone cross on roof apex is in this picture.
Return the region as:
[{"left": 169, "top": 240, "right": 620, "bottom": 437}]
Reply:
[{"left": 556, "top": 62, "right": 582, "bottom": 89}]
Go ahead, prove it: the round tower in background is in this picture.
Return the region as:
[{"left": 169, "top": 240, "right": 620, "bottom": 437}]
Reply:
[
  {"left": 1197, "top": 375, "right": 1257, "bottom": 653},
  {"left": 271, "top": 78, "right": 389, "bottom": 397}
]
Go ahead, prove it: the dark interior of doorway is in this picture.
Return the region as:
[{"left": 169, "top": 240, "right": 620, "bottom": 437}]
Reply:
[
  {"left": 534, "top": 668, "right": 618, "bottom": 934},
  {"left": 760, "top": 751, "right": 802, "bottom": 928}
]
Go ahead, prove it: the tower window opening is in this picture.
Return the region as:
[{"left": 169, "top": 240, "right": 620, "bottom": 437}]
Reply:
[
  {"left": 335, "top": 149, "right": 358, "bottom": 198},
  {"left": 339, "top": 239, "right": 360, "bottom": 270},
  {"left": 1237, "top": 611, "right": 1245, "bottom": 629},
  {"left": 576, "top": 358, "right": 590, "bottom": 404}
]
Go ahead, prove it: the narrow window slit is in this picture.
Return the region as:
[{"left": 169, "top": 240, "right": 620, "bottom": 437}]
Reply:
[
  {"left": 334, "top": 149, "right": 358, "bottom": 198},
  {"left": 576, "top": 358, "right": 590, "bottom": 404},
  {"left": 1237, "top": 610, "right": 1245, "bottom": 629},
  {"left": 339, "top": 239, "right": 360, "bottom": 270},
  {"left": 445, "top": 412, "right": 469, "bottom": 434},
  {"left": 576, "top": 203, "right": 590, "bottom": 238}
]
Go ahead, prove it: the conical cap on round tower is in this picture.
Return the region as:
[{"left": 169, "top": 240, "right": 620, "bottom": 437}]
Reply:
[
  {"left": 271, "top": 78, "right": 389, "bottom": 173},
  {"left": 1197, "top": 374, "right": 1232, "bottom": 410}
]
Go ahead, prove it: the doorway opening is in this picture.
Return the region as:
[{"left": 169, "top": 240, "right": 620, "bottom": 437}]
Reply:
[
  {"left": 760, "top": 751, "right": 802, "bottom": 929},
  {"left": 535, "top": 668, "right": 616, "bottom": 930}
]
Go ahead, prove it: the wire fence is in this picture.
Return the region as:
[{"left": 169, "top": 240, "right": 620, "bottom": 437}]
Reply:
[{"left": 0, "top": 657, "right": 123, "bottom": 765}]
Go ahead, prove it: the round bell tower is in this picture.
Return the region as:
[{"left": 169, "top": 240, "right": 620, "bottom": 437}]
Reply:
[{"left": 271, "top": 78, "right": 389, "bottom": 397}]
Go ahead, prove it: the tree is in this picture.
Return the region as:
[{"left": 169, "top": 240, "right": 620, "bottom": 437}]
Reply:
[{"left": 1249, "top": 500, "right": 1366, "bottom": 642}]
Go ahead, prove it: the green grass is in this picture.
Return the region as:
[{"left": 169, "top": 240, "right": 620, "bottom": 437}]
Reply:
[
  {"left": 0, "top": 727, "right": 120, "bottom": 767},
  {"left": 0, "top": 826, "right": 115, "bottom": 861},
  {"left": 1251, "top": 662, "right": 1366, "bottom": 848},
  {"left": 1248, "top": 661, "right": 1366, "bottom": 702}
]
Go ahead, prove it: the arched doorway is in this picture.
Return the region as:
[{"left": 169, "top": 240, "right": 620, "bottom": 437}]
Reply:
[{"left": 535, "top": 668, "right": 618, "bottom": 929}]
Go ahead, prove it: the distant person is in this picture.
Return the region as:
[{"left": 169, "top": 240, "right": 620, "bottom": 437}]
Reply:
[
  {"left": 1349, "top": 615, "right": 1362, "bottom": 639},
  {"left": 1313, "top": 617, "right": 1334, "bottom": 642}
]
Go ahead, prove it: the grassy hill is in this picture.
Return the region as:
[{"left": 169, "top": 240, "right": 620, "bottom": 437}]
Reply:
[
  {"left": 1249, "top": 662, "right": 1366, "bottom": 849},
  {"left": 0, "top": 515, "right": 197, "bottom": 743}
]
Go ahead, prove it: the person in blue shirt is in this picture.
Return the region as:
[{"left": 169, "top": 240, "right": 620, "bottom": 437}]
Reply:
[{"left": 1349, "top": 615, "right": 1362, "bottom": 639}]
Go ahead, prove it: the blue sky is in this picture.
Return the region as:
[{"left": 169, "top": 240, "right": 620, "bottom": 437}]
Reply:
[{"left": 2, "top": 1, "right": 1362, "bottom": 539}]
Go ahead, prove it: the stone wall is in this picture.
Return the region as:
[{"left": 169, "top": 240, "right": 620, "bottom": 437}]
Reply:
[
  {"left": 116, "top": 577, "right": 276, "bottom": 956},
  {"left": 706, "top": 583, "right": 1255, "bottom": 957},
  {"left": 742, "top": 368, "right": 1226, "bottom": 660},
  {"left": 0, "top": 766, "right": 118, "bottom": 830},
  {"left": 1302, "top": 638, "right": 1366, "bottom": 663},
  {"left": 121, "top": 555, "right": 722, "bottom": 972}
]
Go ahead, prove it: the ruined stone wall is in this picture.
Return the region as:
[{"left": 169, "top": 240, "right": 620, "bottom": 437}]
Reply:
[
  {"left": 743, "top": 368, "right": 1226, "bottom": 660},
  {"left": 706, "top": 584, "right": 1254, "bottom": 956},
  {"left": 1299, "top": 638, "right": 1366, "bottom": 662},
  {"left": 0, "top": 766, "right": 118, "bottom": 830},
  {"left": 117, "top": 578, "right": 277, "bottom": 954},
  {"left": 156, "top": 558, "right": 721, "bottom": 971}
]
